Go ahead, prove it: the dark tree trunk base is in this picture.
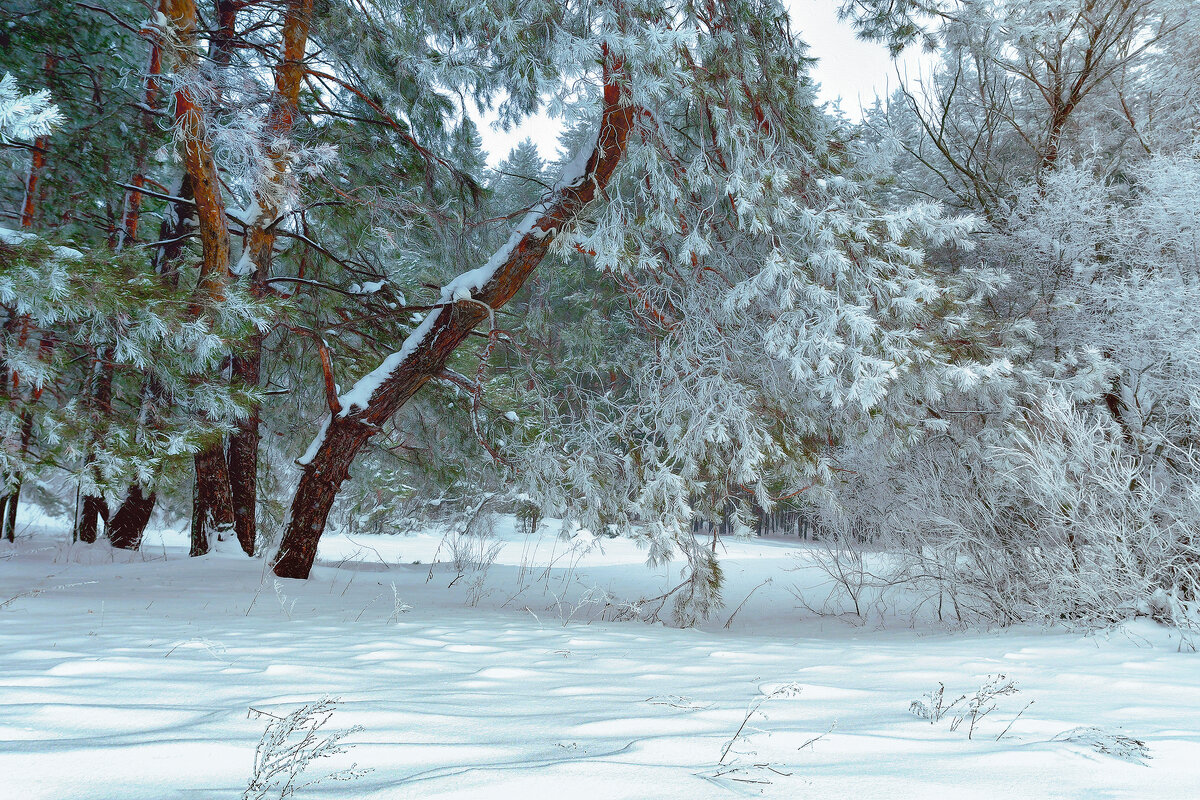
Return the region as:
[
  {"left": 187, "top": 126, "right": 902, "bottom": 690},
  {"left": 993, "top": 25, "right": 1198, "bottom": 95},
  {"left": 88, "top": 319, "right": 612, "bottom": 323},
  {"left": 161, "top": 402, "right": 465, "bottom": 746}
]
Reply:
[
  {"left": 191, "top": 441, "right": 236, "bottom": 557},
  {"left": 3, "top": 483, "right": 20, "bottom": 542},
  {"left": 272, "top": 419, "right": 374, "bottom": 578},
  {"left": 108, "top": 484, "right": 156, "bottom": 550},
  {"left": 74, "top": 494, "right": 109, "bottom": 544},
  {"left": 0, "top": 494, "right": 10, "bottom": 542}
]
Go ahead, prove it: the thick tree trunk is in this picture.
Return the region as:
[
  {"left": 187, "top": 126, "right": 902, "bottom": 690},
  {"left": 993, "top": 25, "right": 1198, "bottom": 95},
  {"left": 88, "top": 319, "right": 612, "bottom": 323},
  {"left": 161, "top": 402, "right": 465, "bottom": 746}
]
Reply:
[
  {"left": 273, "top": 65, "right": 634, "bottom": 579},
  {"left": 108, "top": 484, "right": 157, "bottom": 550},
  {"left": 273, "top": 417, "right": 376, "bottom": 576},
  {"left": 190, "top": 441, "right": 236, "bottom": 556}
]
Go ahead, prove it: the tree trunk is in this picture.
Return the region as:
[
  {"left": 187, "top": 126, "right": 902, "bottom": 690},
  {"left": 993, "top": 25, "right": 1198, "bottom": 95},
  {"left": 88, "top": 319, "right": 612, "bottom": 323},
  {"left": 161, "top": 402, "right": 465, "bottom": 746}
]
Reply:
[
  {"left": 273, "top": 63, "right": 634, "bottom": 579},
  {"left": 75, "top": 350, "right": 114, "bottom": 544},
  {"left": 191, "top": 441, "right": 235, "bottom": 556},
  {"left": 19, "top": 136, "right": 48, "bottom": 228},
  {"left": 2, "top": 481, "right": 18, "bottom": 541},
  {"left": 4, "top": 343, "right": 46, "bottom": 543},
  {"left": 228, "top": 339, "right": 261, "bottom": 555},
  {"left": 108, "top": 484, "right": 157, "bottom": 550},
  {"left": 164, "top": 0, "right": 232, "bottom": 304},
  {"left": 162, "top": 0, "right": 241, "bottom": 558},
  {"left": 75, "top": 494, "right": 109, "bottom": 545},
  {"left": 117, "top": 27, "right": 163, "bottom": 249},
  {"left": 152, "top": 172, "right": 194, "bottom": 286},
  {"left": 2, "top": 410, "right": 32, "bottom": 541},
  {"left": 225, "top": 0, "right": 314, "bottom": 558}
]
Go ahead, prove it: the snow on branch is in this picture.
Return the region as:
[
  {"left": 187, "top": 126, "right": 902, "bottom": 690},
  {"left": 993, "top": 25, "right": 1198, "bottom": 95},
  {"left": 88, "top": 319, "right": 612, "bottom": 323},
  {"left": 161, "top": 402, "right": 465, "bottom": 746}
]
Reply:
[{"left": 294, "top": 64, "right": 633, "bottom": 468}]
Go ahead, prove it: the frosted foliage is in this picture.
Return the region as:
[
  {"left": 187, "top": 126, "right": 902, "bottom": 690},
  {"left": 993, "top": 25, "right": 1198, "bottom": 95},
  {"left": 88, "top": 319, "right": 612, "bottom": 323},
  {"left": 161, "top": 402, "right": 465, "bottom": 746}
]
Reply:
[
  {"left": 0, "top": 236, "right": 268, "bottom": 498},
  {"left": 1007, "top": 151, "right": 1200, "bottom": 452},
  {"left": 510, "top": 2, "right": 1015, "bottom": 621},
  {"left": 152, "top": 12, "right": 335, "bottom": 224},
  {"left": 851, "top": 0, "right": 1193, "bottom": 216},
  {"left": 0, "top": 73, "right": 60, "bottom": 142},
  {"left": 815, "top": 394, "right": 1200, "bottom": 628}
]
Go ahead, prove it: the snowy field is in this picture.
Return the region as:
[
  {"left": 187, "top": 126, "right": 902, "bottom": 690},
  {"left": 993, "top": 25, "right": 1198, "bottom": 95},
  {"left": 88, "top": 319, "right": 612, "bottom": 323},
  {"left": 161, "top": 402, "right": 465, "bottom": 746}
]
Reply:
[{"left": 2, "top": 513, "right": 1198, "bottom": 799}]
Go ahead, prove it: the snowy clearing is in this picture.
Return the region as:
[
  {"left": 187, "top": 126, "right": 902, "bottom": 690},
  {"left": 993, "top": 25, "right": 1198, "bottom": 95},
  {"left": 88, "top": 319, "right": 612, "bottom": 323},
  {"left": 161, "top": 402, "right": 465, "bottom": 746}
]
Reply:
[{"left": 2, "top": 515, "right": 1198, "bottom": 799}]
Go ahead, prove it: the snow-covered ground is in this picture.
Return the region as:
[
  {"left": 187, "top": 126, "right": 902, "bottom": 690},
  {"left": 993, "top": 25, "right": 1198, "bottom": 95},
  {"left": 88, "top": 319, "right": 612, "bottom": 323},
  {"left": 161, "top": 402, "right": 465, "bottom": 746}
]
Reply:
[{"left": 2, "top": 513, "right": 1198, "bottom": 799}]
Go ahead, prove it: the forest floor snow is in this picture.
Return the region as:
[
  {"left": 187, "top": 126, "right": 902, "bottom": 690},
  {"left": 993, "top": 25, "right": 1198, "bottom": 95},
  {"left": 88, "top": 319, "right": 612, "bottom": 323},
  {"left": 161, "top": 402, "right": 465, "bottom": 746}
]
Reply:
[{"left": 1, "top": 513, "right": 1198, "bottom": 799}]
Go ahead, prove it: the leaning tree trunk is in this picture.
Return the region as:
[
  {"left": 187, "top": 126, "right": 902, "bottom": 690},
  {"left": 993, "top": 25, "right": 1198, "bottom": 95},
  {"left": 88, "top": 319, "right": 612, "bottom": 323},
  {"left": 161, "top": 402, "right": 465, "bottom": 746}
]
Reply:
[
  {"left": 272, "top": 63, "right": 634, "bottom": 579},
  {"left": 108, "top": 484, "right": 157, "bottom": 550}
]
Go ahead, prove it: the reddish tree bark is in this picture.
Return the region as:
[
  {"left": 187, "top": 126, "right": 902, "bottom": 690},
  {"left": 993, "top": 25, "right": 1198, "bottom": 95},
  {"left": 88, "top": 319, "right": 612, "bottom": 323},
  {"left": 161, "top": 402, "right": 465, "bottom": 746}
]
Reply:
[
  {"left": 117, "top": 25, "right": 162, "bottom": 248},
  {"left": 5, "top": 122, "right": 47, "bottom": 540},
  {"left": 19, "top": 136, "right": 48, "bottom": 229},
  {"left": 272, "top": 63, "right": 635, "bottom": 579},
  {"left": 161, "top": 0, "right": 242, "bottom": 554},
  {"left": 164, "top": 0, "right": 231, "bottom": 303},
  {"left": 228, "top": 0, "right": 315, "bottom": 556}
]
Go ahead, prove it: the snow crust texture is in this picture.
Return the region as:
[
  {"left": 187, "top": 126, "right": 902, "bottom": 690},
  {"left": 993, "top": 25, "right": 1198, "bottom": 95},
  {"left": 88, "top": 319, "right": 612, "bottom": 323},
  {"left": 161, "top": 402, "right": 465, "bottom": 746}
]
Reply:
[{"left": 1, "top": 520, "right": 1198, "bottom": 799}]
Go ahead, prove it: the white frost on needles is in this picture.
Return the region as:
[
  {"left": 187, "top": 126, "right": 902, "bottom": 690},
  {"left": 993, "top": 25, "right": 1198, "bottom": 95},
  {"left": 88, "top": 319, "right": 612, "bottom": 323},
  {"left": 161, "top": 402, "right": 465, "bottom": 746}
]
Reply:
[
  {"left": 0, "top": 73, "right": 61, "bottom": 143},
  {"left": 296, "top": 129, "right": 600, "bottom": 465}
]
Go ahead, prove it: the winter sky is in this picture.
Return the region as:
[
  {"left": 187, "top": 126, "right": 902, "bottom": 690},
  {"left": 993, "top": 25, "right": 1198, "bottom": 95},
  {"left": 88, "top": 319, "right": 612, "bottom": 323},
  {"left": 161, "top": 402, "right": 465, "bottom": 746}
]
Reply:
[{"left": 476, "top": 0, "right": 927, "bottom": 166}]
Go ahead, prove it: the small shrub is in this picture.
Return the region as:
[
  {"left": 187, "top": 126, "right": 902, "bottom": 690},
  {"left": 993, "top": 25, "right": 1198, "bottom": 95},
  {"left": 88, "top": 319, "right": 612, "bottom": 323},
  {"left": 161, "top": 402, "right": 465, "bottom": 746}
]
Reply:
[
  {"left": 1053, "top": 727, "right": 1151, "bottom": 764},
  {"left": 244, "top": 697, "right": 370, "bottom": 800},
  {"left": 910, "top": 674, "right": 1021, "bottom": 739}
]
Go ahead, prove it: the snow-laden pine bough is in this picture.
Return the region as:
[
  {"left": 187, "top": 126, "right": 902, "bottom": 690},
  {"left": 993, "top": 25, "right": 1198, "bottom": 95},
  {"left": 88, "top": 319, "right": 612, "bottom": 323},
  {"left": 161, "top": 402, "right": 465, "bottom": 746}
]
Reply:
[{"left": 271, "top": 52, "right": 635, "bottom": 579}]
